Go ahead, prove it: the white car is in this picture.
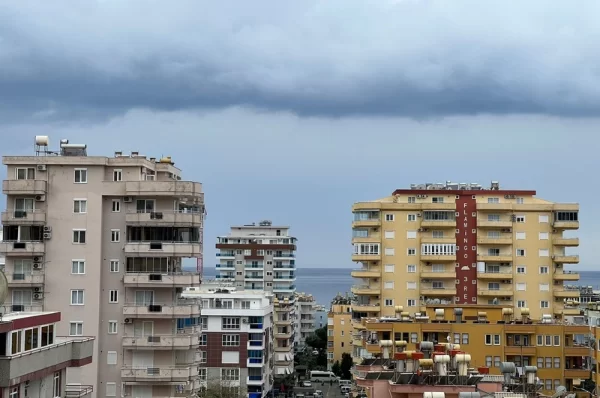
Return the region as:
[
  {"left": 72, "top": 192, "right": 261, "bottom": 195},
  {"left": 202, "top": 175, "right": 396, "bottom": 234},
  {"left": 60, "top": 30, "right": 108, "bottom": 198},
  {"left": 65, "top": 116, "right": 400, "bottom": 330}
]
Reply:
[
  {"left": 302, "top": 380, "right": 312, "bottom": 387},
  {"left": 314, "top": 391, "right": 324, "bottom": 398}
]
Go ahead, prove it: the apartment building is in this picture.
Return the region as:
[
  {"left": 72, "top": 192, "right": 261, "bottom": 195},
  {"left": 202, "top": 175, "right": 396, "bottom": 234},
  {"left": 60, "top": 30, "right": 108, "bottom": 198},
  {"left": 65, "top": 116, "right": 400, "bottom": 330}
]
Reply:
[
  {"left": 355, "top": 304, "right": 596, "bottom": 397},
  {"left": 181, "top": 285, "right": 274, "bottom": 398},
  {"left": 0, "top": 136, "right": 204, "bottom": 397},
  {"left": 216, "top": 220, "right": 297, "bottom": 376},
  {"left": 0, "top": 231, "right": 4, "bottom": 270},
  {"left": 0, "top": 310, "right": 95, "bottom": 397},
  {"left": 295, "top": 292, "right": 316, "bottom": 350},
  {"left": 326, "top": 295, "right": 353, "bottom": 370},
  {"left": 351, "top": 180, "right": 579, "bottom": 327}
]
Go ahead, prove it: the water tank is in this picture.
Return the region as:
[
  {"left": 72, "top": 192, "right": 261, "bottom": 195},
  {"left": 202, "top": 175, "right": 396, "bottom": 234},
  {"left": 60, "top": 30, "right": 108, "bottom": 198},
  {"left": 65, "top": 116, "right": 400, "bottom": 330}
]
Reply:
[
  {"left": 35, "top": 136, "right": 49, "bottom": 146},
  {"left": 423, "top": 393, "right": 445, "bottom": 398}
]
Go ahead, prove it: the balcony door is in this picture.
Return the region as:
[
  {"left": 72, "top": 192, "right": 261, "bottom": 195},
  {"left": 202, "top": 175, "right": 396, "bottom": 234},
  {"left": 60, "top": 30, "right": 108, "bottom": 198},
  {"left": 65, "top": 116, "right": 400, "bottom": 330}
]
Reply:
[
  {"left": 131, "top": 384, "right": 152, "bottom": 398},
  {"left": 133, "top": 321, "right": 154, "bottom": 338},
  {"left": 135, "top": 291, "right": 154, "bottom": 306},
  {"left": 14, "top": 198, "right": 34, "bottom": 212}
]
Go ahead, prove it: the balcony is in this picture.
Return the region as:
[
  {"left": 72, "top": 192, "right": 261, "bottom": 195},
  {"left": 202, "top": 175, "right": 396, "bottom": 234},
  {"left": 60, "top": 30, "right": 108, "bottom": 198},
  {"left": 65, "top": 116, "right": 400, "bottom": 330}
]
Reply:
[
  {"left": 1, "top": 210, "right": 46, "bottom": 225},
  {"left": 122, "top": 334, "right": 200, "bottom": 350},
  {"left": 351, "top": 285, "right": 381, "bottom": 295},
  {"left": 553, "top": 288, "right": 580, "bottom": 299},
  {"left": 216, "top": 263, "right": 235, "bottom": 270},
  {"left": 420, "top": 220, "right": 456, "bottom": 228},
  {"left": 274, "top": 318, "right": 292, "bottom": 327},
  {"left": 553, "top": 237, "right": 579, "bottom": 247},
  {"left": 247, "top": 375, "right": 264, "bottom": 386},
  {"left": 121, "top": 366, "right": 198, "bottom": 383},
  {"left": 2, "top": 180, "right": 47, "bottom": 195},
  {"left": 553, "top": 255, "right": 579, "bottom": 264},
  {"left": 123, "top": 302, "right": 201, "bottom": 318},
  {"left": 477, "top": 203, "right": 514, "bottom": 211},
  {"left": 553, "top": 271, "right": 579, "bottom": 281},
  {"left": 420, "top": 237, "right": 456, "bottom": 244},
  {"left": 273, "top": 285, "right": 296, "bottom": 293},
  {"left": 274, "top": 330, "right": 293, "bottom": 339},
  {"left": 0, "top": 336, "right": 94, "bottom": 388},
  {"left": 553, "top": 304, "right": 581, "bottom": 316},
  {"left": 248, "top": 340, "right": 265, "bottom": 350},
  {"left": 352, "top": 235, "right": 381, "bottom": 244},
  {"left": 421, "top": 287, "right": 457, "bottom": 296},
  {"left": 125, "top": 181, "right": 203, "bottom": 200},
  {"left": 420, "top": 271, "right": 455, "bottom": 279},
  {"left": 478, "top": 254, "right": 513, "bottom": 262},
  {"left": 0, "top": 303, "right": 43, "bottom": 313},
  {"left": 553, "top": 221, "right": 579, "bottom": 230},
  {"left": 352, "top": 303, "right": 381, "bottom": 312},
  {"left": 477, "top": 219, "right": 513, "bottom": 228},
  {"left": 0, "top": 241, "right": 45, "bottom": 257},
  {"left": 478, "top": 288, "right": 513, "bottom": 297},
  {"left": 504, "top": 345, "right": 536, "bottom": 356},
  {"left": 420, "top": 254, "right": 456, "bottom": 262},
  {"left": 5, "top": 271, "right": 45, "bottom": 287},
  {"left": 564, "top": 369, "right": 591, "bottom": 379},
  {"left": 350, "top": 269, "right": 379, "bottom": 278},
  {"left": 351, "top": 253, "right": 381, "bottom": 262},
  {"left": 564, "top": 345, "right": 590, "bottom": 356},
  {"left": 477, "top": 270, "right": 513, "bottom": 280},
  {"left": 123, "top": 272, "right": 200, "bottom": 287},
  {"left": 64, "top": 385, "right": 94, "bottom": 397},
  {"left": 247, "top": 358, "right": 264, "bottom": 367},
  {"left": 124, "top": 242, "right": 202, "bottom": 257},
  {"left": 351, "top": 218, "right": 381, "bottom": 229},
  {"left": 477, "top": 236, "right": 512, "bottom": 245},
  {"left": 420, "top": 203, "right": 456, "bottom": 210},
  {"left": 125, "top": 211, "right": 203, "bottom": 226}
]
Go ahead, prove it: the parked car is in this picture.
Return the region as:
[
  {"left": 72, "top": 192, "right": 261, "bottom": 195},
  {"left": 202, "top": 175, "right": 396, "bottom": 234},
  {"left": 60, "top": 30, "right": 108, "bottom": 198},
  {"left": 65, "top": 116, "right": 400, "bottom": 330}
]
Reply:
[{"left": 302, "top": 380, "right": 312, "bottom": 387}]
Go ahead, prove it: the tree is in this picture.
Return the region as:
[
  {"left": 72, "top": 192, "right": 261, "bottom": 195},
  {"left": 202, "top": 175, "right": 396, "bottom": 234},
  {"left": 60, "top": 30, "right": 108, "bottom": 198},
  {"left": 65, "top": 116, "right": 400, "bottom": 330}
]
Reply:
[
  {"left": 340, "top": 353, "right": 353, "bottom": 380},
  {"left": 331, "top": 360, "right": 342, "bottom": 377},
  {"left": 200, "top": 379, "right": 247, "bottom": 398},
  {"left": 305, "top": 326, "right": 327, "bottom": 351}
]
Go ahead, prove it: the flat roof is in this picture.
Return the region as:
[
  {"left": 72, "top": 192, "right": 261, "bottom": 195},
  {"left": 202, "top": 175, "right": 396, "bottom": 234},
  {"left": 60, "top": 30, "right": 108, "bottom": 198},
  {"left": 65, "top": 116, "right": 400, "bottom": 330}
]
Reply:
[{"left": 0, "top": 311, "right": 61, "bottom": 333}]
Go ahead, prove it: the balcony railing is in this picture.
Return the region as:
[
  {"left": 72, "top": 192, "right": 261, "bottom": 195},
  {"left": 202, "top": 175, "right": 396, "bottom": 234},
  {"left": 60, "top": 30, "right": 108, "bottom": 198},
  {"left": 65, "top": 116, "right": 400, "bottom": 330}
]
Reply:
[
  {"left": 123, "top": 301, "right": 201, "bottom": 318},
  {"left": 1, "top": 209, "right": 46, "bottom": 225},
  {"left": 65, "top": 385, "right": 93, "bottom": 397}
]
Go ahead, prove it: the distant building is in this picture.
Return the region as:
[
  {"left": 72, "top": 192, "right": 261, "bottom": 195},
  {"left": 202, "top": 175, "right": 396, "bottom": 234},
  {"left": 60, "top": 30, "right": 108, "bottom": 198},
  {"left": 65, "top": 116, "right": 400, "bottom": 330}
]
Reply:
[
  {"left": 327, "top": 294, "right": 353, "bottom": 370},
  {"left": 181, "top": 284, "right": 274, "bottom": 398},
  {"left": 294, "top": 292, "right": 316, "bottom": 350}
]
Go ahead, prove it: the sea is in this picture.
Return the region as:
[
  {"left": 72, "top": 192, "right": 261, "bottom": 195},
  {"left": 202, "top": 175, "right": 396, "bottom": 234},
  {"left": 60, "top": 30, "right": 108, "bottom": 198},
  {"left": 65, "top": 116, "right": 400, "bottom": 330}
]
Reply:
[{"left": 197, "top": 268, "right": 600, "bottom": 309}]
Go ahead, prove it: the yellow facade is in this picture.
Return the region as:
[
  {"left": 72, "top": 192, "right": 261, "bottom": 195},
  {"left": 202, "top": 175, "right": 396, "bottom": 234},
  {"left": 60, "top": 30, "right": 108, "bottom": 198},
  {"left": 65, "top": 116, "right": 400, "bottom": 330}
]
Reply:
[
  {"left": 327, "top": 301, "right": 354, "bottom": 369},
  {"left": 351, "top": 185, "right": 580, "bottom": 326},
  {"left": 359, "top": 305, "right": 595, "bottom": 395}
]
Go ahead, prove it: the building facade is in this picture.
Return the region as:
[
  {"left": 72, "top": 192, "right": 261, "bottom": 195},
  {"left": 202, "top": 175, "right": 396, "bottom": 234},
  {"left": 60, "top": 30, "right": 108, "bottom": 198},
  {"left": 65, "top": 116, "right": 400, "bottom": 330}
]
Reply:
[
  {"left": 0, "top": 231, "right": 4, "bottom": 270},
  {"left": 327, "top": 295, "right": 353, "bottom": 370},
  {"left": 1, "top": 136, "right": 204, "bottom": 397},
  {"left": 295, "top": 292, "right": 316, "bottom": 350},
  {"left": 216, "top": 221, "right": 297, "bottom": 376},
  {"left": 0, "top": 310, "right": 95, "bottom": 397},
  {"left": 181, "top": 285, "right": 274, "bottom": 398},
  {"left": 351, "top": 181, "right": 579, "bottom": 330}
]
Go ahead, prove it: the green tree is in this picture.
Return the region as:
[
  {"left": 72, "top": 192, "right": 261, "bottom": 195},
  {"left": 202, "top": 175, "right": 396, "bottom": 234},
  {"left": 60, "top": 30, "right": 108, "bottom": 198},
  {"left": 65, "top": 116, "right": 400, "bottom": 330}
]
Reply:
[
  {"left": 340, "top": 352, "right": 353, "bottom": 380},
  {"left": 305, "top": 327, "right": 328, "bottom": 368},
  {"left": 200, "top": 379, "right": 247, "bottom": 397},
  {"left": 331, "top": 360, "right": 342, "bottom": 377}
]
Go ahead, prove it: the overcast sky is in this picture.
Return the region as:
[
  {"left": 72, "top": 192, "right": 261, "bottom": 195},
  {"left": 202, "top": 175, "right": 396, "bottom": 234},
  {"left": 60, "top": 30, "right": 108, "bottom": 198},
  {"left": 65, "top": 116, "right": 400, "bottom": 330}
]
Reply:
[{"left": 0, "top": 0, "right": 597, "bottom": 272}]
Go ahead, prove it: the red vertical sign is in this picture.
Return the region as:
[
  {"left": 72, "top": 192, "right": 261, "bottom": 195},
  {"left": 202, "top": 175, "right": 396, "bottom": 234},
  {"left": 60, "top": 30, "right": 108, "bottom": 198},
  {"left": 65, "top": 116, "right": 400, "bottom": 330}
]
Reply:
[{"left": 455, "top": 194, "right": 478, "bottom": 304}]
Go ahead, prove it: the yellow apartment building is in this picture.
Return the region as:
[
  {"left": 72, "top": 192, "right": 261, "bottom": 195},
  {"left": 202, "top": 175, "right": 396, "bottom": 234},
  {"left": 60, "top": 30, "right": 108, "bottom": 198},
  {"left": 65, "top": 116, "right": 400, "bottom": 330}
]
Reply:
[
  {"left": 351, "top": 181, "right": 580, "bottom": 335},
  {"left": 327, "top": 295, "right": 354, "bottom": 369},
  {"left": 355, "top": 304, "right": 596, "bottom": 396}
]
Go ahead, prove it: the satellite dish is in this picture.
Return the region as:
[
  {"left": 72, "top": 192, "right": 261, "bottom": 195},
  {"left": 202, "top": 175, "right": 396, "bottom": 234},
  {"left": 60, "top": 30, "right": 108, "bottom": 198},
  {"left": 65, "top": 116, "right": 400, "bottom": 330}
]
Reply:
[
  {"left": 552, "top": 386, "right": 567, "bottom": 398},
  {"left": 0, "top": 271, "right": 8, "bottom": 308}
]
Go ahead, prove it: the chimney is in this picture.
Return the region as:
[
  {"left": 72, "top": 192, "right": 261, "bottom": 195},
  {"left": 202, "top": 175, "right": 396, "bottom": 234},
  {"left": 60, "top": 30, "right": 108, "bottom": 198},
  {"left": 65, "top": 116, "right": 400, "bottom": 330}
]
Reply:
[{"left": 454, "top": 308, "right": 463, "bottom": 323}]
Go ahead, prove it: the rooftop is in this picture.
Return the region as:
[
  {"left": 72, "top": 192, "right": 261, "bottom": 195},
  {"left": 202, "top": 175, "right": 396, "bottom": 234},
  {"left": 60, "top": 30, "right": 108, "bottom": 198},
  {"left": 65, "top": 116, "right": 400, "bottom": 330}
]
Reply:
[{"left": 392, "top": 180, "right": 536, "bottom": 196}]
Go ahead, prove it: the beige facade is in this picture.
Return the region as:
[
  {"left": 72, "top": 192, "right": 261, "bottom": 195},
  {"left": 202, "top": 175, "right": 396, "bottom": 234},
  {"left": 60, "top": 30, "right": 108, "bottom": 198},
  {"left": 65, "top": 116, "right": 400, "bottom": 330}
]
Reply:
[
  {"left": 1, "top": 137, "right": 204, "bottom": 397},
  {"left": 351, "top": 181, "right": 580, "bottom": 354},
  {"left": 326, "top": 296, "right": 353, "bottom": 370},
  {"left": 294, "top": 292, "right": 316, "bottom": 349}
]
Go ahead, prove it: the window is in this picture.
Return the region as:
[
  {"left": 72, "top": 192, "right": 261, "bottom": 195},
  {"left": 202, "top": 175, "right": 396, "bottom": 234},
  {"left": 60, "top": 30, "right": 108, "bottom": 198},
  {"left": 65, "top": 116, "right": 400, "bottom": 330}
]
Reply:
[
  {"left": 109, "top": 290, "right": 118, "bottom": 303},
  {"left": 53, "top": 372, "right": 61, "bottom": 397},
  {"left": 539, "top": 249, "right": 549, "bottom": 257},
  {"left": 221, "top": 368, "right": 240, "bottom": 381},
  {"left": 485, "top": 334, "right": 492, "bottom": 345},
  {"left": 462, "top": 334, "right": 469, "bottom": 344},
  {"left": 385, "top": 214, "right": 394, "bottom": 221},
  {"left": 384, "top": 248, "right": 395, "bottom": 256},
  {"left": 406, "top": 231, "right": 417, "bottom": 239},
  {"left": 539, "top": 266, "right": 549, "bottom": 274},
  {"left": 408, "top": 196, "right": 416, "bottom": 203},
  {"left": 15, "top": 198, "right": 35, "bottom": 213},
  {"left": 110, "top": 260, "right": 119, "bottom": 273},
  {"left": 553, "top": 357, "right": 561, "bottom": 368},
  {"left": 108, "top": 321, "right": 118, "bottom": 334},
  {"left": 384, "top": 264, "right": 395, "bottom": 272},
  {"left": 421, "top": 244, "right": 456, "bottom": 256},
  {"left": 222, "top": 317, "right": 241, "bottom": 330},
  {"left": 407, "top": 299, "right": 416, "bottom": 307},
  {"left": 113, "top": 169, "right": 122, "bottom": 181},
  {"left": 407, "top": 248, "right": 416, "bottom": 256},
  {"left": 71, "top": 290, "right": 84, "bottom": 305},
  {"left": 74, "top": 168, "right": 88, "bottom": 183},
  {"left": 516, "top": 283, "right": 526, "bottom": 291},
  {"left": 537, "top": 357, "right": 544, "bottom": 368},
  {"left": 516, "top": 232, "right": 526, "bottom": 240},
  {"left": 199, "top": 334, "right": 207, "bottom": 345},
  {"left": 516, "top": 249, "right": 525, "bottom": 257},
  {"left": 136, "top": 199, "right": 155, "bottom": 213},
  {"left": 517, "top": 266, "right": 526, "bottom": 274},
  {"left": 385, "top": 231, "right": 395, "bottom": 239},
  {"left": 407, "top": 214, "right": 416, "bottom": 221},
  {"left": 432, "top": 264, "right": 446, "bottom": 273},
  {"left": 488, "top": 214, "right": 500, "bottom": 221},
  {"left": 494, "top": 356, "right": 501, "bottom": 367},
  {"left": 515, "top": 215, "right": 525, "bottom": 223},
  {"left": 71, "top": 260, "right": 85, "bottom": 274},
  {"left": 493, "top": 335, "right": 500, "bottom": 345},
  {"left": 487, "top": 197, "right": 499, "bottom": 204},
  {"left": 111, "top": 229, "right": 120, "bottom": 243},
  {"left": 353, "top": 244, "right": 380, "bottom": 255},
  {"left": 432, "top": 230, "right": 444, "bottom": 238},
  {"left": 539, "top": 215, "right": 549, "bottom": 223},
  {"left": 517, "top": 300, "right": 526, "bottom": 308},
  {"left": 384, "top": 299, "right": 394, "bottom": 306},
  {"left": 107, "top": 351, "right": 118, "bottom": 365},
  {"left": 384, "top": 281, "right": 394, "bottom": 289},
  {"left": 69, "top": 322, "right": 83, "bottom": 336},
  {"left": 200, "top": 317, "right": 208, "bottom": 329},
  {"left": 199, "top": 368, "right": 207, "bottom": 381},
  {"left": 222, "top": 334, "right": 240, "bottom": 346},
  {"left": 537, "top": 335, "right": 543, "bottom": 345},
  {"left": 539, "top": 284, "right": 549, "bottom": 291},
  {"left": 406, "top": 282, "right": 416, "bottom": 290},
  {"left": 553, "top": 335, "right": 560, "bottom": 346},
  {"left": 16, "top": 167, "right": 35, "bottom": 180},
  {"left": 545, "top": 335, "right": 552, "bottom": 346},
  {"left": 199, "top": 351, "right": 207, "bottom": 363},
  {"left": 407, "top": 265, "right": 416, "bottom": 273},
  {"left": 105, "top": 382, "right": 117, "bottom": 397},
  {"left": 432, "top": 197, "right": 444, "bottom": 203},
  {"left": 539, "top": 232, "right": 549, "bottom": 240},
  {"left": 111, "top": 199, "right": 121, "bottom": 212},
  {"left": 516, "top": 198, "right": 524, "bottom": 204},
  {"left": 540, "top": 300, "right": 549, "bottom": 308},
  {"left": 485, "top": 356, "right": 492, "bottom": 366},
  {"left": 73, "top": 199, "right": 87, "bottom": 213},
  {"left": 72, "top": 229, "right": 86, "bottom": 244}
]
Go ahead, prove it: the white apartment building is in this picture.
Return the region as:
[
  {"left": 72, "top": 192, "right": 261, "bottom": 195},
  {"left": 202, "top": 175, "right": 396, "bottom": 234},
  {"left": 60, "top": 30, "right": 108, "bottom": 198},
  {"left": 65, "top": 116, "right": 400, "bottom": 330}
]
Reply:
[
  {"left": 216, "top": 220, "right": 296, "bottom": 376},
  {"left": 294, "top": 292, "right": 316, "bottom": 350},
  {"left": 0, "top": 136, "right": 204, "bottom": 397},
  {"left": 181, "top": 285, "right": 274, "bottom": 398}
]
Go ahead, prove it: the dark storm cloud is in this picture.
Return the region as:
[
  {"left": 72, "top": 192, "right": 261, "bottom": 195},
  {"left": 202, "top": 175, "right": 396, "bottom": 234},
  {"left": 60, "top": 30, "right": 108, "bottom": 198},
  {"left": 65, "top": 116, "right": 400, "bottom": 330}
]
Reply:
[{"left": 1, "top": 0, "right": 599, "bottom": 122}]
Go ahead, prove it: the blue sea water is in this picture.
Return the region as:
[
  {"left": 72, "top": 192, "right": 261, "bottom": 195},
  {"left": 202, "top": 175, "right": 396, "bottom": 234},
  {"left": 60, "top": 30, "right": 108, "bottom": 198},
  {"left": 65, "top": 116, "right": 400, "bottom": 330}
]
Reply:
[{"left": 198, "top": 268, "right": 600, "bottom": 309}]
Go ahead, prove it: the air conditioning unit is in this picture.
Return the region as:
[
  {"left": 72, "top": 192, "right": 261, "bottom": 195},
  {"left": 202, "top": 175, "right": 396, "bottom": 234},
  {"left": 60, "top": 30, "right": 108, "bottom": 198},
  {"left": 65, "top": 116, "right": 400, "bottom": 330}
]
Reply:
[
  {"left": 43, "top": 233, "right": 52, "bottom": 240},
  {"left": 33, "top": 257, "right": 42, "bottom": 262},
  {"left": 417, "top": 213, "right": 422, "bottom": 217},
  {"left": 34, "top": 287, "right": 42, "bottom": 293},
  {"left": 123, "top": 196, "right": 133, "bottom": 203},
  {"left": 242, "top": 318, "right": 248, "bottom": 323},
  {"left": 43, "top": 226, "right": 52, "bottom": 233},
  {"left": 33, "top": 263, "right": 42, "bottom": 270},
  {"left": 33, "top": 293, "right": 43, "bottom": 300},
  {"left": 37, "top": 164, "right": 47, "bottom": 171},
  {"left": 35, "top": 195, "right": 45, "bottom": 202},
  {"left": 504, "top": 194, "right": 516, "bottom": 199},
  {"left": 124, "top": 318, "right": 132, "bottom": 324}
]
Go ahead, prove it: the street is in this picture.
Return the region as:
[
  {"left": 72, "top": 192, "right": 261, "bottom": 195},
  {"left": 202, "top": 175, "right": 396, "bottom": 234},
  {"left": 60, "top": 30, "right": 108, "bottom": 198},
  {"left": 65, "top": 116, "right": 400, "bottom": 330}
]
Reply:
[{"left": 288, "top": 382, "right": 349, "bottom": 398}]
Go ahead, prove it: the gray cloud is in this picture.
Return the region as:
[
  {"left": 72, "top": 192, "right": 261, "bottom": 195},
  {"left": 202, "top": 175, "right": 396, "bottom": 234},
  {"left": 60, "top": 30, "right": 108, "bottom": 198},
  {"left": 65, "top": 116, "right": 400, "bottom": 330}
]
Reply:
[{"left": 1, "top": 0, "right": 600, "bottom": 122}]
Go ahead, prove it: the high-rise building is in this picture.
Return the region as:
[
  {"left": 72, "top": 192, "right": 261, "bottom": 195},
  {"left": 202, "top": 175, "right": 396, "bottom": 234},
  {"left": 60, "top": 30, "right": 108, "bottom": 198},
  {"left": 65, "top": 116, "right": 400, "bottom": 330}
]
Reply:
[
  {"left": 1, "top": 136, "right": 205, "bottom": 397},
  {"left": 0, "top": 231, "right": 4, "bottom": 270},
  {"left": 326, "top": 295, "right": 353, "bottom": 370},
  {"left": 181, "top": 284, "right": 274, "bottom": 398},
  {"left": 294, "top": 292, "right": 316, "bottom": 350},
  {"left": 351, "top": 180, "right": 580, "bottom": 343},
  {"left": 216, "top": 220, "right": 297, "bottom": 376}
]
